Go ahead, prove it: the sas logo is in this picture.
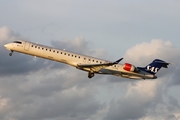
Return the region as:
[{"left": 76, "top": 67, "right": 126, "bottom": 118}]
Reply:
[{"left": 146, "top": 66, "right": 159, "bottom": 73}]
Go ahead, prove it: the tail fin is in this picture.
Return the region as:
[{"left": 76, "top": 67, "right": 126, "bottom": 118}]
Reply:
[{"left": 138, "top": 59, "right": 169, "bottom": 75}]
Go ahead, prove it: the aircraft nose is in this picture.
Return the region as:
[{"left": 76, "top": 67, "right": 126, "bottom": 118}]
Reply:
[
  {"left": 4, "top": 43, "right": 12, "bottom": 50},
  {"left": 4, "top": 44, "right": 8, "bottom": 48},
  {"left": 4, "top": 44, "right": 10, "bottom": 48}
]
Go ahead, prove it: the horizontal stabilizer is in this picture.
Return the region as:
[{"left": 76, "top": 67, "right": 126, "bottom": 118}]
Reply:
[{"left": 154, "top": 61, "right": 170, "bottom": 68}]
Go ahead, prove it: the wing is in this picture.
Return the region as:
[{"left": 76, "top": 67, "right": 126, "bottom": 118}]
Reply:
[{"left": 77, "top": 58, "right": 123, "bottom": 72}]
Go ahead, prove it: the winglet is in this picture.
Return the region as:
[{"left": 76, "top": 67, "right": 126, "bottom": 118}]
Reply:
[{"left": 113, "top": 58, "right": 123, "bottom": 64}]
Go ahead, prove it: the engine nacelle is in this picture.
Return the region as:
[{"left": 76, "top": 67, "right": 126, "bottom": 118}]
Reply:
[{"left": 123, "top": 63, "right": 136, "bottom": 72}]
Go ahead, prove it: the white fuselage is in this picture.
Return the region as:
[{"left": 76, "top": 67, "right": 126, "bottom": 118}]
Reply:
[{"left": 4, "top": 40, "right": 156, "bottom": 79}]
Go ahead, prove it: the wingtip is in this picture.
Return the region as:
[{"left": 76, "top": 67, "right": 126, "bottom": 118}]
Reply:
[{"left": 113, "top": 58, "right": 123, "bottom": 64}]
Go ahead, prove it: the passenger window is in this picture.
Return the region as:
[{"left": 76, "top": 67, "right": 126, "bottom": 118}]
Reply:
[
  {"left": 31, "top": 45, "right": 33, "bottom": 47},
  {"left": 68, "top": 54, "right": 70, "bottom": 56},
  {"left": 79, "top": 56, "right": 80, "bottom": 58},
  {"left": 64, "top": 53, "right": 66, "bottom": 55},
  {"left": 57, "top": 51, "right": 59, "bottom": 53},
  {"left": 35, "top": 46, "right": 37, "bottom": 48}
]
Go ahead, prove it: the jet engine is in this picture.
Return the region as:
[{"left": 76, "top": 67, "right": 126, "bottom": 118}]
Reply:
[{"left": 123, "top": 63, "right": 136, "bottom": 72}]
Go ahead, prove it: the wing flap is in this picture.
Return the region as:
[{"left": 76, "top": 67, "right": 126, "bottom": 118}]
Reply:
[{"left": 77, "top": 58, "right": 123, "bottom": 72}]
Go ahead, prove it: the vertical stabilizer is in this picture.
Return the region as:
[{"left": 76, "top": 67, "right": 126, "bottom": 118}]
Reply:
[{"left": 137, "top": 59, "right": 169, "bottom": 75}]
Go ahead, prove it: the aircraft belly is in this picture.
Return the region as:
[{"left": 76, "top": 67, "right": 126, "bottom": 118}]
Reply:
[{"left": 100, "top": 68, "right": 155, "bottom": 79}]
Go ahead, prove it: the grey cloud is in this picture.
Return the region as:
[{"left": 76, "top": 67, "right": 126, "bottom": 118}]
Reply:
[
  {"left": 167, "top": 95, "right": 180, "bottom": 110},
  {"left": 106, "top": 40, "right": 180, "bottom": 83},
  {"left": 50, "top": 36, "right": 107, "bottom": 59},
  {"left": 0, "top": 26, "right": 22, "bottom": 44},
  {"left": 51, "top": 36, "right": 89, "bottom": 54},
  {"left": 0, "top": 68, "right": 103, "bottom": 119},
  {"left": 104, "top": 79, "right": 179, "bottom": 120},
  {"left": 167, "top": 66, "right": 180, "bottom": 86},
  {"left": 0, "top": 27, "right": 107, "bottom": 120},
  {"left": 105, "top": 99, "right": 145, "bottom": 120},
  {"left": 104, "top": 40, "right": 180, "bottom": 120},
  {"left": 15, "top": 87, "right": 103, "bottom": 120},
  {"left": 0, "top": 27, "right": 68, "bottom": 76},
  {"left": 1, "top": 50, "right": 46, "bottom": 76},
  {"left": 1, "top": 1, "right": 180, "bottom": 119},
  {"left": 1, "top": 27, "right": 180, "bottom": 120}
]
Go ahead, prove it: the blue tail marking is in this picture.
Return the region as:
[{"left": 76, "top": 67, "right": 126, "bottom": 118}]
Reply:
[{"left": 137, "top": 59, "right": 169, "bottom": 75}]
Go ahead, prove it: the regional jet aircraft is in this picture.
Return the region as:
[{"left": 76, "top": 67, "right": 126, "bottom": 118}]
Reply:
[{"left": 4, "top": 40, "right": 169, "bottom": 79}]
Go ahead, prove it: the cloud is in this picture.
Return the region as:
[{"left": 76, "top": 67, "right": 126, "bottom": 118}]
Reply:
[
  {"left": 123, "top": 39, "right": 178, "bottom": 64},
  {"left": 1, "top": 0, "right": 180, "bottom": 119},
  {"left": 1, "top": 27, "right": 93, "bottom": 77},
  {"left": 0, "top": 26, "right": 61, "bottom": 76},
  {"left": 0, "top": 27, "right": 108, "bottom": 120},
  {"left": 105, "top": 39, "right": 180, "bottom": 120},
  {"left": 51, "top": 36, "right": 107, "bottom": 59},
  {"left": 1, "top": 27, "right": 180, "bottom": 120},
  {"left": 51, "top": 36, "right": 89, "bottom": 53},
  {"left": 14, "top": 86, "right": 102, "bottom": 120},
  {"left": 0, "top": 26, "right": 20, "bottom": 43}
]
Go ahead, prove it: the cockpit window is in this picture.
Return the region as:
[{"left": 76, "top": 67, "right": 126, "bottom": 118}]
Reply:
[{"left": 13, "top": 41, "right": 22, "bottom": 44}]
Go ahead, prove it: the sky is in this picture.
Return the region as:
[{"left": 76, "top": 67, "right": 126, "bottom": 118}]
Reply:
[{"left": 0, "top": 0, "right": 180, "bottom": 120}]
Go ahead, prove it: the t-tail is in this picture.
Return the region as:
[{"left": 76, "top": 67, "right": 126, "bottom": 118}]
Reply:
[{"left": 137, "top": 59, "right": 169, "bottom": 75}]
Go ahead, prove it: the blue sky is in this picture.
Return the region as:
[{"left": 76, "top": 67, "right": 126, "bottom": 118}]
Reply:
[{"left": 0, "top": 1, "right": 180, "bottom": 120}]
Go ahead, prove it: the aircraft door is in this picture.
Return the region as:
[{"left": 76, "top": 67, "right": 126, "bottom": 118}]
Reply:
[{"left": 24, "top": 42, "right": 30, "bottom": 51}]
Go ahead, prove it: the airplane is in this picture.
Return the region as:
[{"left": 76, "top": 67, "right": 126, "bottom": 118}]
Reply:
[{"left": 4, "top": 40, "right": 169, "bottom": 79}]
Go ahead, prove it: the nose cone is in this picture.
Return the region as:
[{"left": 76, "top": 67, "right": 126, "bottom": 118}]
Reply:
[
  {"left": 4, "top": 44, "right": 8, "bottom": 48},
  {"left": 4, "top": 43, "right": 12, "bottom": 50}
]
